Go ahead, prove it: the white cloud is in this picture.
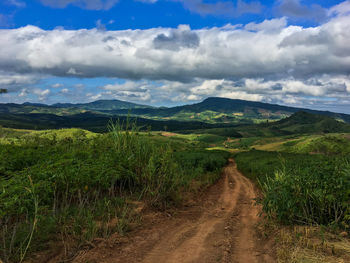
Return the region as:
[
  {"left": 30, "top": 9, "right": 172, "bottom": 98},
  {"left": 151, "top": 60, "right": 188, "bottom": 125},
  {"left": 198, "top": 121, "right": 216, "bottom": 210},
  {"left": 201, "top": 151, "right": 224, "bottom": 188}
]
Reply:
[
  {"left": 18, "top": 88, "right": 28, "bottom": 97},
  {"left": 60, "top": 88, "right": 69, "bottom": 93},
  {"left": 1, "top": 1, "right": 350, "bottom": 113},
  {"left": 1, "top": 11, "right": 350, "bottom": 82},
  {"left": 245, "top": 17, "right": 287, "bottom": 32},
  {"left": 0, "top": 71, "right": 39, "bottom": 92},
  {"left": 51, "top": 83, "right": 63, "bottom": 88},
  {"left": 328, "top": 1, "right": 350, "bottom": 17},
  {"left": 33, "top": 88, "right": 51, "bottom": 101}
]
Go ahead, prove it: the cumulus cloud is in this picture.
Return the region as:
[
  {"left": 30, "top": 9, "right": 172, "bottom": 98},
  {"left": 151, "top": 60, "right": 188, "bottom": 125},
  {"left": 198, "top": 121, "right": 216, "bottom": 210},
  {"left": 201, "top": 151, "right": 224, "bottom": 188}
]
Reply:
[
  {"left": 98, "top": 81, "right": 152, "bottom": 102},
  {"left": 245, "top": 17, "right": 287, "bottom": 32},
  {"left": 1, "top": 12, "right": 350, "bottom": 82},
  {"left": 39, "top": 0, "right": 119, "bottom": 10},
  {"left": 1, "top": 1, "right": 350, "bottom": 113},
  {"left": 153, "top": 25, "right": 199, "bottom": 50},
  {"left": 33, "top": 88, "right": 50, "bottom": 101},
  {"left": 0, "top": 71, "right": 39, "bottom": 92},
  {"left": 328, "top": 1, "right": 350, "bottom": 17},
  {"left": 169, "top": 76, "right": 350, "bottom": 103}
]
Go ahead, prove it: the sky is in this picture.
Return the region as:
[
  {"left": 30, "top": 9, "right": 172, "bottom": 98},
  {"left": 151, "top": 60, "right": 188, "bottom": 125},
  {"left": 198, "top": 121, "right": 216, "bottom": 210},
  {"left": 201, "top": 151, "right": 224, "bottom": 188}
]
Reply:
[{"left": 1, "top": 0, "right": 350, "bottom": 114}]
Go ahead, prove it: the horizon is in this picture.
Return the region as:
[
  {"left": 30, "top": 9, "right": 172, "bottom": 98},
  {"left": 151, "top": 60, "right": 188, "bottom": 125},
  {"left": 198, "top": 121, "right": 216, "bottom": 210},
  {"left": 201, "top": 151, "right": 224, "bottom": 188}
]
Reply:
[
  {"left": 1, "top": 0, "right": 350, "bottom": 114},
  {"left": 3, "top": 96, "right": 350, "bottom": 115}
]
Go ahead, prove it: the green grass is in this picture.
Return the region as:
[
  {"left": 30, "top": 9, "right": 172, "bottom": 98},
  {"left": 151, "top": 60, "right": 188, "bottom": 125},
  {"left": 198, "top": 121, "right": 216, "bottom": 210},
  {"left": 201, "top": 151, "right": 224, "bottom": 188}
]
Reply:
[
  {"left": 0, "top": 124, "right": 230, "bottom": 262},
  {"left": 235, "top": 150, "right": 350, "bottom": 228},
  {"left": 287, "top": 134, "right": 350, "bottom": 155}
]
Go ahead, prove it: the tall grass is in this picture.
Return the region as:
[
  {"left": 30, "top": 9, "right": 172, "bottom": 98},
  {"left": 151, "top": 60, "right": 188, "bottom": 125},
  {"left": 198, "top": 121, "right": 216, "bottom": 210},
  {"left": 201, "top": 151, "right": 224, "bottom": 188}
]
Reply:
[
  {"left": 235, "top": 150, "right": 350, "bottom": 229},
  {"left": 0, "top": 123, "right": 229, "bottom": 262},
  {"left": 107, "top": 119, "right": 183, "bottom": 206}
]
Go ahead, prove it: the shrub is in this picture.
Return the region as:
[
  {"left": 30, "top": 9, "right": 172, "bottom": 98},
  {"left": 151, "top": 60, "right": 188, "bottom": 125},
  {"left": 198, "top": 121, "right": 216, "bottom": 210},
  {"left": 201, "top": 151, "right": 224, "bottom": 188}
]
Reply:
[{"left": 235, "top": 150, "right": 350, "bottom": 228}]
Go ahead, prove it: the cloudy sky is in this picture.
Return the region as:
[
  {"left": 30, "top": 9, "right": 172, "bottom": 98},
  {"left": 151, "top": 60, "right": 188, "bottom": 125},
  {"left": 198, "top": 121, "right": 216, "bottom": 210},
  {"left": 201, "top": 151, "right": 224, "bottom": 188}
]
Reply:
[{"left": 1, "top": 0, "right": 350, "bottom": 113}]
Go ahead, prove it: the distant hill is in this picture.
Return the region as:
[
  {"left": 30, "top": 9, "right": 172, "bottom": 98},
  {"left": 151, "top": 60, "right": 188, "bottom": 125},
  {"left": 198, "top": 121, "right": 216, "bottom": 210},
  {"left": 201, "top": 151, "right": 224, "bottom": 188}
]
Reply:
[
  {"left": 53, "top": 99, "right": 151, "bottom": 111},
  {"left": 271, "top": 111, "right": 350, "bottom": 134},
  {"left": 235, "top": 111, "right": 350, "bottom": 137},
  {"left": 0, "top": 112, "right": 230, "bottom": 132},
  {"left": 108, "top": 97, "right": 350, "bottom": 124},
  {"left": 0, "top": 99, "right": 152, "bottom": 116},
  {"left": 0, "top": 98, "right": 350, "bottom": 131}
]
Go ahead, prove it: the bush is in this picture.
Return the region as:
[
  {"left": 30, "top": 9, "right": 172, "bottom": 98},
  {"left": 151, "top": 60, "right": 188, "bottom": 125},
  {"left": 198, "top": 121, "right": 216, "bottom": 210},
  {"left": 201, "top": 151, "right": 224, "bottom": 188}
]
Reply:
[{"left": 235, "top": 150, "right": 350, "bottom": 228}]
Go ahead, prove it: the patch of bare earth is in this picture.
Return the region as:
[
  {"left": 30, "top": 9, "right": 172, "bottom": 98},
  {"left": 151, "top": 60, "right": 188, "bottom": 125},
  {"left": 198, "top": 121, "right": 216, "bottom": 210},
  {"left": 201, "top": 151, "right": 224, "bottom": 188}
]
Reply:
[
  {"left": 69, "top": 159, "right": 276, "bottom": 263},
  {"left": 161, "top": 132, "right": 177, "bottom": 137}
]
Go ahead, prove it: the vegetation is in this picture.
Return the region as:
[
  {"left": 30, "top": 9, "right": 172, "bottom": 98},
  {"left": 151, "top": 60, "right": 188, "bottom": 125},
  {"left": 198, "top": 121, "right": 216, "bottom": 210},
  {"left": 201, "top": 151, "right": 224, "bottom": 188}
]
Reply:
[
  {"left": 1, "top": 98, "right": 350, "bottom": 263},
  {"left": 0, "top": 122, "right": 229, "bottom": 262},
  {"left": 287, "top": 134, "right": 350, "bottom": 155},
  {"left": 1, "top": 98, "right": 350, "bottom": 132},
  {"left": 235, "top": 150, "right": 350, "bottom": 228}
]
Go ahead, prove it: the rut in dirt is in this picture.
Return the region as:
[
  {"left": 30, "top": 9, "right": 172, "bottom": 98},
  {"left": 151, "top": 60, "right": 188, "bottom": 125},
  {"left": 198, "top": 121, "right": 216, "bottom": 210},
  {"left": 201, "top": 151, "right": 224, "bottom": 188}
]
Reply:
[{"left": 73, "top": 159, "right": 275, "bottom": 263}]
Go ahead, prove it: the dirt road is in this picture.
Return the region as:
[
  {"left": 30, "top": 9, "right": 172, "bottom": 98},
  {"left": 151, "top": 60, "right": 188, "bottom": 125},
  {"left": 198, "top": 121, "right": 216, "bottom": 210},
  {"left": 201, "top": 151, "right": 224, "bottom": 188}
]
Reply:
[{"left": 73, "top": 159, "right": 275, "bottom": 263}]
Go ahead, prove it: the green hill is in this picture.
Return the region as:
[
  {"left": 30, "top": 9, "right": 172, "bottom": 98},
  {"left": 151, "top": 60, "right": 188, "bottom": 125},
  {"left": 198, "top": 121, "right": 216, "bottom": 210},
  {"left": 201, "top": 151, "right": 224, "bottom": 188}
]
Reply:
[
  {"left": 109, "top": 97, "right": 350, "bottom": 124},
  {"left": 53, "top": 99, "right": 151, "bottom": 111},
  {"left": 0, "top": 98, "right": 350, "bottom": 132},
  {"left": 271, "top": 111, "right": 350, "bottom": 134}
]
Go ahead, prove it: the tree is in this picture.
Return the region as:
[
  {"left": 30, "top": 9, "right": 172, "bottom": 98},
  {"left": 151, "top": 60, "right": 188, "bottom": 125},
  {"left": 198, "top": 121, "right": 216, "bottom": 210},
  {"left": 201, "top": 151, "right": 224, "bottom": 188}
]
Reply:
[{"left": 0, "top": 89, "right": 8, "bottom": 94}]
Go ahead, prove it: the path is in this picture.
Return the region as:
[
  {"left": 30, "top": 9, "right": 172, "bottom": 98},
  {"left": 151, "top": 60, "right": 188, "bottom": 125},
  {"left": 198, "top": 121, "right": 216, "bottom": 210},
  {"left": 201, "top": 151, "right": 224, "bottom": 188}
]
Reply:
[{"left": 72, "top": 159, "right": 275, "bottom": 263}]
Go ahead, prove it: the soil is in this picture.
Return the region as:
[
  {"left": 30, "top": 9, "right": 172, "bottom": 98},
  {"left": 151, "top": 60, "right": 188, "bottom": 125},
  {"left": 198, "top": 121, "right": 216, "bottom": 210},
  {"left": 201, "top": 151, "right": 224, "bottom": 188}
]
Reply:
[{"left": 68, "top": 159, "right": 276, "bottom": 263}]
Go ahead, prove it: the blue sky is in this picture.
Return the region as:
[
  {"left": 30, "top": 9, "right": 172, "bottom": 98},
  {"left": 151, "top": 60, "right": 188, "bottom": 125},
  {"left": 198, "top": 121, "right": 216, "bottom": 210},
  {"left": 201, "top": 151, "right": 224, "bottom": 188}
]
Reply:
[
  {"left": 1, "top": 0, "right": 343, "bottom": 30},
  {"left": 1, "top": 0, "right": 350, "bottom": 113}
]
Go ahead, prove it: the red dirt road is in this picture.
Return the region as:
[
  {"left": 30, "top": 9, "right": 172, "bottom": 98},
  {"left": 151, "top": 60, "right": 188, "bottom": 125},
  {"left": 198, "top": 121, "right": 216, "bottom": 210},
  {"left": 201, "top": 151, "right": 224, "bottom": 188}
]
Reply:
[{"left": 72, "top": 159, "right": 275, "bottom": 263}]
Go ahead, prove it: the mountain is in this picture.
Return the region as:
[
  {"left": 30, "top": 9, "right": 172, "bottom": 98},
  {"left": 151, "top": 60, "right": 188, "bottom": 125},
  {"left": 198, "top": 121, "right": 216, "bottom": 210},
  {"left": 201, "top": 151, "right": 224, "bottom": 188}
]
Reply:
[
  {"left": 0, "top": 98, "right": 350, "bottom": 131},
  {"left": 0, "top": 99, "right": 152, "bottom": 116},
  {"left": 110, "top": 97, "right": 350, "bottom": 124},
  {"left": 52, "top": 99, "right": 151, "bottom": 111}
]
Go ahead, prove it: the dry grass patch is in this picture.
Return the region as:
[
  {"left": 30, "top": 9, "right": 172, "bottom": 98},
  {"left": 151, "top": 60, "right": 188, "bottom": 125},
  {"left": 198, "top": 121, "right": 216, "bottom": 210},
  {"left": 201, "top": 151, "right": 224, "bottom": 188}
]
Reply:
[{"left": 275, "top": 226, "right": 350, "bottom": 263}]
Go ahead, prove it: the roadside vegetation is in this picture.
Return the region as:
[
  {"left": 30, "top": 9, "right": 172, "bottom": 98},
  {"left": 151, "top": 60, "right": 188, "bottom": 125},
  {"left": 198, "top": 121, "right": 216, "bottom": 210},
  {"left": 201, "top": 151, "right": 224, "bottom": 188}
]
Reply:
[
  {"left": 235, "top": 150, "right": 350, "bottom": 262},
  {"left": 1, "top": 109, "right": 350, "bottom": 263},
  {"left": 0, "top": 122, "right": 229, "bottom": 262}
]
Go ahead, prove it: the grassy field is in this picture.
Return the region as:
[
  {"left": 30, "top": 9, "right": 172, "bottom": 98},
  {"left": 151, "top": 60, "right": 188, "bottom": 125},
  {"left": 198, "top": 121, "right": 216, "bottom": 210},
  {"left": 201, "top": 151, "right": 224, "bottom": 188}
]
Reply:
[
  {"left": 0, "top": 124, "right": 230, "bottom": 262},
  {"left": 234, "top": 149, "right": 350, "bottom": 262},
  {"left": 1, "top": 110, "right": 350, "bottom": 263}
]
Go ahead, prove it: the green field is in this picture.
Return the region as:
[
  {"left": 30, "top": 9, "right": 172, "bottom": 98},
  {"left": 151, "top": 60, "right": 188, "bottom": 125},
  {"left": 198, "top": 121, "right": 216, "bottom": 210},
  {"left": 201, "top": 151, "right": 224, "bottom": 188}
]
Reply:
[
  {"left": 1, "top": 106, "right": 350, "bottom": 263},
  {"left": 0, "top": 124, "right": 230, "bottom": 262}
]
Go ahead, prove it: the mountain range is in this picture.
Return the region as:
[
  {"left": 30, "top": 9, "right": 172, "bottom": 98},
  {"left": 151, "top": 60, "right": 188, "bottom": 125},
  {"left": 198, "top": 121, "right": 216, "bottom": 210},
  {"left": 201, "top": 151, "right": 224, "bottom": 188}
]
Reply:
[{"left": 0, "top": 97, "right": 350, "bottom": 132}]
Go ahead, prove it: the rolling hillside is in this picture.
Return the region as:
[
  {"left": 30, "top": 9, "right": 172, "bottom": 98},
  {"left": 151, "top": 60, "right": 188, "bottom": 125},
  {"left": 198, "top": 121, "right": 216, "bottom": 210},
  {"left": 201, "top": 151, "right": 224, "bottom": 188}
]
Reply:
[
  {"left": 52, "top": 99, "right": 151, "bottom": 111},
  {"left": 0, "top": 98, "right": 350, "bottom": 132},
  {"left": 104, "top": 97, "right": 350, "bottom": 124}
]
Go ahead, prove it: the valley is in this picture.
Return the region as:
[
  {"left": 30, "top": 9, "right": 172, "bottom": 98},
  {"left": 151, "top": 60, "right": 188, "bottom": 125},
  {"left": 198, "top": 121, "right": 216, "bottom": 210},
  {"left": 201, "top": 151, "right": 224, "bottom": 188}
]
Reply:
[{"left": 0, "top": 98, "right": 349, "bottom": 263}]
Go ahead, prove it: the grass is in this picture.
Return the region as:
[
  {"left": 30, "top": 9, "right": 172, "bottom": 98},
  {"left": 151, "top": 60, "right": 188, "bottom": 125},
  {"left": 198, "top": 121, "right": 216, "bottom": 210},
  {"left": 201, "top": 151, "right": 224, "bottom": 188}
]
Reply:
[
  {"left": 0, "top": 123, "right": 230, "bottom": 262},
  {"left": 235, "top": 150, "right": 350, "bottom": 227},
  {"left": 287, "top": 134, "right": 350, "bottom": 155},
  {"left": 261, "top": 222, "right": 350, "bottom": 263},
  {"left": 236, "top": 147, "right": 350, "bottom": 263}
]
